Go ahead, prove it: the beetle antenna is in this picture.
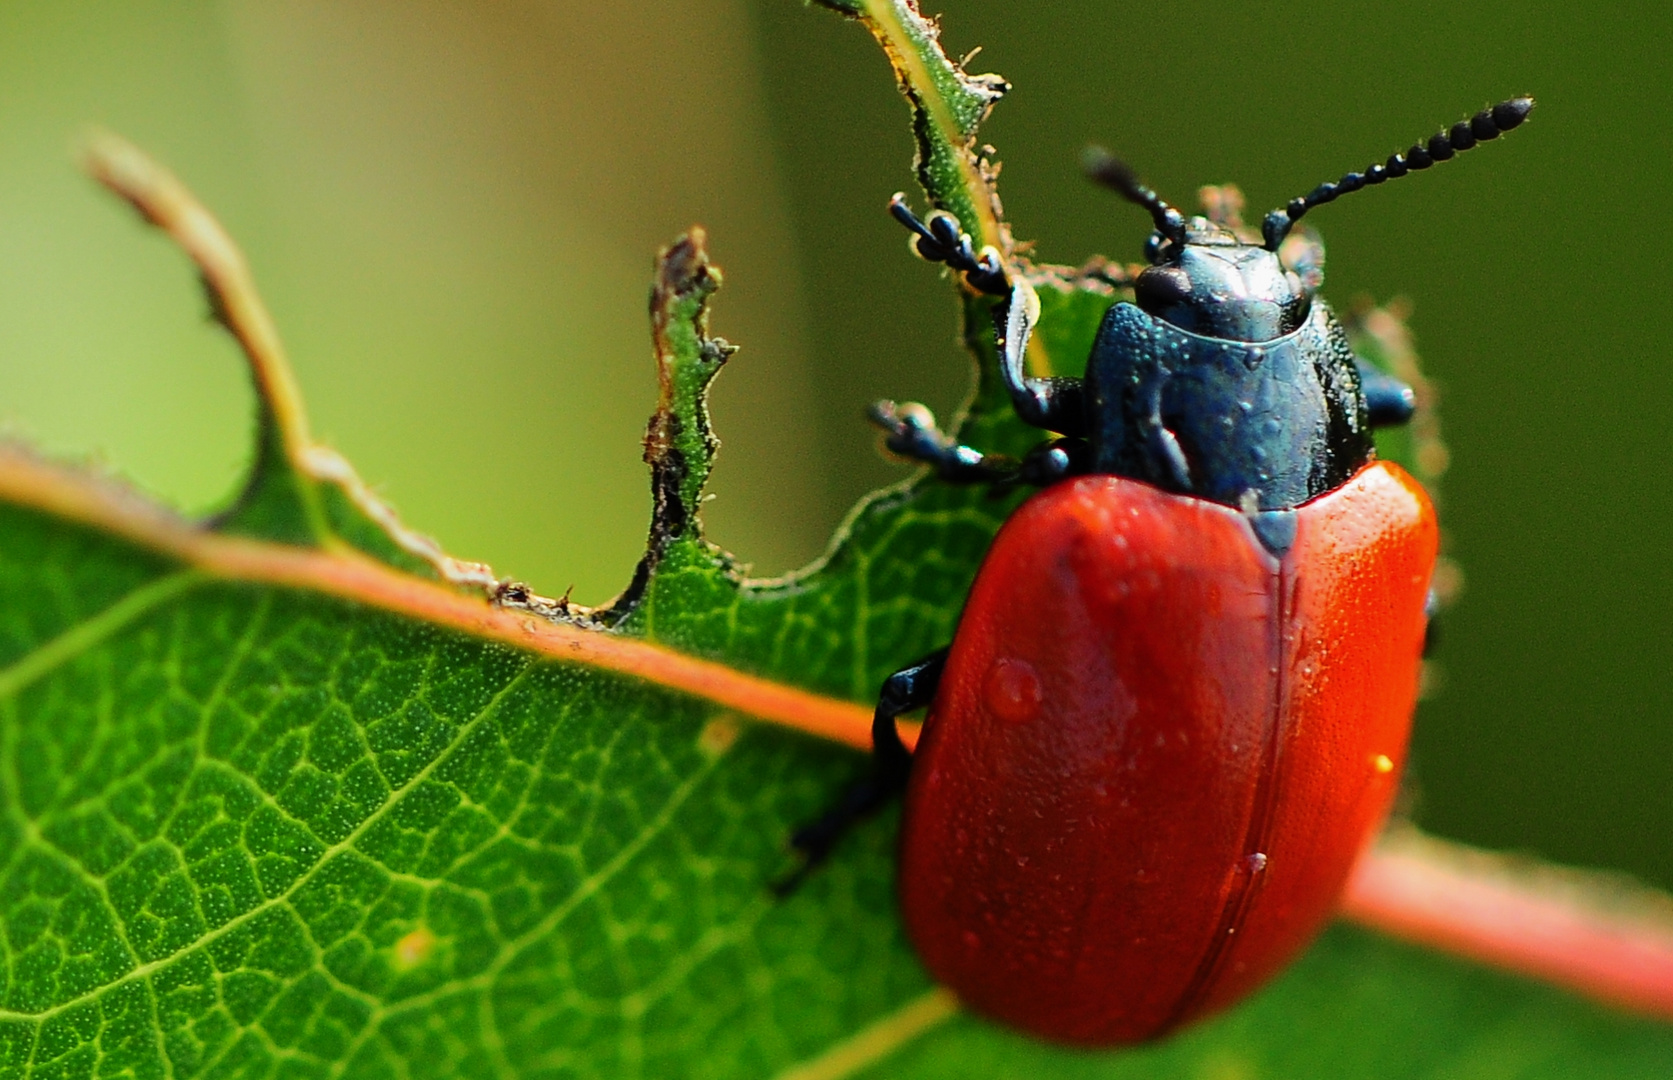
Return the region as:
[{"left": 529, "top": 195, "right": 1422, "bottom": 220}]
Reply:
[
  {"left": 1083, "top": 147, "right": 1188, "bottom": 251},
  {"left": 1262, "top": 96, "right": 1535, "bottom": 251}
]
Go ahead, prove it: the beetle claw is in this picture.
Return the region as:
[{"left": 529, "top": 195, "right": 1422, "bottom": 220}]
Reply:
[{"left": 888, "top": 194, "right": 1010, "bottom": 296}]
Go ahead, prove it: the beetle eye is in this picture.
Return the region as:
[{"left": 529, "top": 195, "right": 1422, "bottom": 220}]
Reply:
[{"left": 1134, "top": 265, "right": 1194, "bottom": 315}]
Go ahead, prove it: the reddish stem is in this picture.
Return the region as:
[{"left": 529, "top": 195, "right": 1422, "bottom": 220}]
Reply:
[{"left": 1344, "top": 831, "right": 1673, "bottom": 1021}]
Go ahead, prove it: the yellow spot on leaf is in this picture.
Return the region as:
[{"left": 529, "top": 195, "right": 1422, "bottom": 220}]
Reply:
[
  {"left": 394, "top": 927, "right": 437, "bottom": 970},
  {"left": 699, "top": 714, "right": 742, "bottom": 758},
  {"left": 1193, "top": 1052, "right": 1256, "bottom": 1080}
]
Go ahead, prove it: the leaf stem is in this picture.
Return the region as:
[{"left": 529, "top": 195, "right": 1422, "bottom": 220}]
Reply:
[
  {"left": 1343, "top": 828, "right": 1673, "bottom": 1022},
  {"left": 0, "top": 445, "right": 876, "bottom": 750}
]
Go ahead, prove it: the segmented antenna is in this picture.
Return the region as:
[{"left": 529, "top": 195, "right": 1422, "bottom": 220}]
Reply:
[
  {"left": 1083, "top": 147, "right": 1188, "bottom": 251},
  {"left": 1262, "top": 96, "right": 1535, "bottom": 250}
]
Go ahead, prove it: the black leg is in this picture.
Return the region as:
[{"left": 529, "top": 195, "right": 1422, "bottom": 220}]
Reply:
[
  {"left": 1006, "top": 437, "right": 1091, "bottom": 489},
  {"left": 1355, "top": 358, "right": 1417, "bottom": 428},
  {"left": 993, "top": 282, "right": 1088, "bottom": 437},
  {"left": 871, "top": 400, "right": 1090, "bottom": 490},
  {"left": 870, "top": 400, "right": 1014, "bottom": 484},
  {"left": 888, "top": 195, "right": 1008, "bottom": 297},
  {"left": 776, "top": 649, "right": 948, "bottom": 895},
  {"left": 888, "top": 195, "right": 1088, "bottom": 438}
]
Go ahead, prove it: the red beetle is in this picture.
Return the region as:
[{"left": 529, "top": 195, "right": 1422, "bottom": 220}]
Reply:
[{"left": 788, "top": 97, "right": 1531, "bottom": 1044}]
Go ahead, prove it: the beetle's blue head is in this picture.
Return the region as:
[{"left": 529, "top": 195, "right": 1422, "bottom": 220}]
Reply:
[
  {"left": 1084, "top": 96, "right": 1534, "bottom": 345},
  {"left": 1131, "top": 218, "right": 1316, "bottom": 343},
  {"left": 1083, "top": 150, "right": 1320, "bottom": 344}
]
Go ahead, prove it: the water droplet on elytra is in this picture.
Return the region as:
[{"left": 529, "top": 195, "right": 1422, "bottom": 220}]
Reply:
[{"left": 985, "top": 657, "right": 1043, "bottom": 724}]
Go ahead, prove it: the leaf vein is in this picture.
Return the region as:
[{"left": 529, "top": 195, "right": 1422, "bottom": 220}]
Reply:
[
  {"left": 0, "top": 570, "right": 203, "bottom": 702},
  {"left": 0, "top": 654, "right": 537, "bottom": 1024}
]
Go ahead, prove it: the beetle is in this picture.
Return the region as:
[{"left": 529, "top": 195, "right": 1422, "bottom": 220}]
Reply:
[{"left": 783, "top": 97, "right": 1533, "bottom": 1045}]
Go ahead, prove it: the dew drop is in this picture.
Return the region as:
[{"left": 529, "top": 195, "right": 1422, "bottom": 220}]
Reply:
[{"left": 985, "top": 657, "right": 1043, "bottom": 724}]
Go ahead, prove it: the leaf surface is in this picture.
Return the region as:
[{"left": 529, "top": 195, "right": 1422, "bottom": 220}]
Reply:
[{"left": 0, "top": 4, "right": 1669, "bottom": 1078}]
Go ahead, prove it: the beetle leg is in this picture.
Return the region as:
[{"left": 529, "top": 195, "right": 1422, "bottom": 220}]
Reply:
[
  {"left": 888, "top": 196, "right": 1088, "bottom": 438},
  {"left": 869, "top": 400, "right": 1016, "bottom": 483},
  {"left": 871, "top": 401, "right": 1090, "bottom": 490},
  {"left": 776, "top": 648, "right": 949, "bottom": 894},
  {"left": 995, "top": 278, "right": 1089, "bottom": 437},
  {"left": 1139, "top": 368, "right": 1192, "bottom": 491},
  {"left": 1423, "top": 587, "right": 1441, "bottom": 657},
  {"left": 1355, "top": 358, "right": 1417, "bottom": 428},
  {"left": 868, "top": 649, "right": 947, "bottom": 784},
  {"left": 888, "top": 194, "right": 1009, "bottom": 297},
  {"left": 1006, "top": 437, "right": 1091, "bottom": 489}
]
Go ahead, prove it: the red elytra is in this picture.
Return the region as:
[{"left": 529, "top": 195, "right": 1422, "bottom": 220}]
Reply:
[{"left": 898, "top": 460, "right": 1438, "bottom": 1044}]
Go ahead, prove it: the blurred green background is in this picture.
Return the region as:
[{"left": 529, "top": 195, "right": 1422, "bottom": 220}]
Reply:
[{"left": 1, "top": 0, "right": 1668, "bottom": 903}]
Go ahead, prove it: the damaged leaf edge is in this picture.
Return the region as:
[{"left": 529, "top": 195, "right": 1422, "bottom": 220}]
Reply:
[{"left": 83, "top": 130, "right": 502, "bottom": 592}]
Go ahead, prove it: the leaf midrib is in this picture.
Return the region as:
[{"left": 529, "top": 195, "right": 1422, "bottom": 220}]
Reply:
[{"left": 0, "top": 453, "right": 876, "bottom": 750}]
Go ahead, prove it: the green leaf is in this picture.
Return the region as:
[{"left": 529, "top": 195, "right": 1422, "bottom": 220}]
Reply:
[
  {"left": 0, "top": 4, "right": 1669, "bottom": 1079},
  {"left": 811, "top": 0, "right": 1008, "bottom": 251}
]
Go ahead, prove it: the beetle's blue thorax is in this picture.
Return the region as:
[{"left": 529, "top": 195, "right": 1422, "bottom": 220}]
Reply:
[{"left": 1084, "top": 221, "right": 1372, "bottom": 513}]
